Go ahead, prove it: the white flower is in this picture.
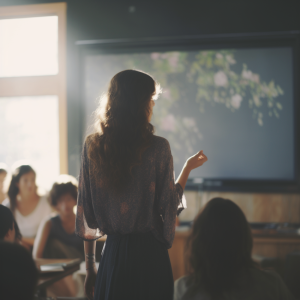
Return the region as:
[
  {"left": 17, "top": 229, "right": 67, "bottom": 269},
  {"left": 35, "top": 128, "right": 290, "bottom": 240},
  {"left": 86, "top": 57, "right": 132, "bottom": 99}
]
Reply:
[
  {"left": 214, "top": 71, "right": 228, "bottom": 87},
  {"left": 242, "top": 70, "right": 259, "bottom": 83},
  {"left": 231, "top": 94, "right": 242, "bottom": 109},
  {"left": 216, "top": 53, "right": 223, "bottom": 59},
  {"left": 226, "top": 55, "right": 236, "bottom": 64},
  {"left": 160, "top": 114, "right": 176, "bottom": 132},
  {"left": 242, "top": 69, "right": 253, "bottom": 80}
]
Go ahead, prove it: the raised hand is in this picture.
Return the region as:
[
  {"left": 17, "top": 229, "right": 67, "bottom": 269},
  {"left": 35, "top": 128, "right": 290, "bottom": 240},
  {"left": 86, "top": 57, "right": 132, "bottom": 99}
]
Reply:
[{"left": 186, "top": 150, "right": 208, "bottom": 171}]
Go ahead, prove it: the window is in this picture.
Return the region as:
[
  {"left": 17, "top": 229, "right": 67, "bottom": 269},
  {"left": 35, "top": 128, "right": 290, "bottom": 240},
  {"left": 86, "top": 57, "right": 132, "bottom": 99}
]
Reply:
[
  {"left": 0, "top": 3, "right": 67, "bottom": 189},
  {"left": 0, "top": 16, "right": 58, "bottom": 77},
  {"left": 0, "top": 96, "right": 59, "bottom": 189}
]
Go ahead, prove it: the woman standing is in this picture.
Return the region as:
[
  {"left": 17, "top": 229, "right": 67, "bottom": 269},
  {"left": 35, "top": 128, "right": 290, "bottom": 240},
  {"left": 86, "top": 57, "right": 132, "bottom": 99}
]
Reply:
[
  {"left": 3, "top": 165, "right": 52, "bottom": 249},
  {"left": 75, "top": 70, "right": 207, "bottom": 300}
]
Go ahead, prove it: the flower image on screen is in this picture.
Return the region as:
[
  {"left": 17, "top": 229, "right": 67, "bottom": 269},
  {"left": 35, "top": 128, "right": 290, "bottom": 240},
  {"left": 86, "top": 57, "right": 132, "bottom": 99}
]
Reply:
[{"left": 83, "top": 47, "right": 294, "bottom": 181}]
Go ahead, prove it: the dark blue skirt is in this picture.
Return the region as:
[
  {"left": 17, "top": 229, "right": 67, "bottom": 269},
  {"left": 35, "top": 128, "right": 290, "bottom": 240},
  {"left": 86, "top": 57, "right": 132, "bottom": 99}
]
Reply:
[{"left": 94, "top": 232, "right": 174, "bottom": 300}]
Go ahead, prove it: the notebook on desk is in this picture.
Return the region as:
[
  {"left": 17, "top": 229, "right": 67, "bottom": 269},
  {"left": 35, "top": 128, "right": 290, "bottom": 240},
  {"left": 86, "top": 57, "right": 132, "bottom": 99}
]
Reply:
[
  {"left": 39, "top": 264, "right": 64, "bottom": 272},
  {"left": 39, "top": 258, "right": 81, "bottom": 273}
]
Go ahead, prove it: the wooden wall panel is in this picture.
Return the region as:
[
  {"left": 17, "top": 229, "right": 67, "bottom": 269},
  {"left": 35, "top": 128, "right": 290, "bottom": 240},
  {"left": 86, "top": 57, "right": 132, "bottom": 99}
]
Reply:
[{"left": 181, "top": 191, "right": 300, "bottom": 223}]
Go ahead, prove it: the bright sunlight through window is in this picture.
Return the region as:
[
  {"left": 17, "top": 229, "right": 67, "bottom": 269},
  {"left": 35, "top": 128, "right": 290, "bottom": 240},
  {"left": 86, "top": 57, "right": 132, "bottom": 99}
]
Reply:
[
  {"left": 0, "top": 16, "right": 58, "bottom": 77},
  {"left": 0, "top": 96, "right": 60, "bottom": 189}
]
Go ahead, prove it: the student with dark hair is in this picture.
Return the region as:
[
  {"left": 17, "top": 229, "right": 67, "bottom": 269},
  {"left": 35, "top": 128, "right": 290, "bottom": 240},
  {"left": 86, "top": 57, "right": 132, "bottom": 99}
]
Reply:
[
  {"left": 174, "top": 197, "right": 295, "bottom": 300},
  {"left": 3, "top": 164, "right": 51, "bottom": 249},
  {"left": 76, "top": 70, "right": 208, "bottom": 300},
  {"left": 33, "top": 175, "right": 84, "bottom": 297},
  {"left": 33, "top": 175, "right": 83, "bottom": 260},
  {"left": 0, "top": 204, "right": 22, "bottom": 242},
  {"left": 0, "top": 163, "right": 8, "bottom": 203},
  {"left": 0, "top": 241, "right": 38, "bottom": 300}
]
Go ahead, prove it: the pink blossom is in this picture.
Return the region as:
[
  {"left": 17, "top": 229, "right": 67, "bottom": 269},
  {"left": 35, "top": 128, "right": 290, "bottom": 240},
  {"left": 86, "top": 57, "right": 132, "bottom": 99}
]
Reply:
[
  {"left": 242, "top": 70, "right": 259, "bottom": 83},
  {"left": 252, "top": 74, "right": 260, "bottom": 83},
  {"left": 242, "top": 69, "right": 253, "bottom": 80},
  {"left": 163, "top": 88, "right": 171, "bottom": 100},
  {"left": 231, "top": 94, "right": 242, "bottom": 109},
  {"left": 151, "top": 52, "right": 160, "bottom": 60},
  {"left": 214, "top": 71, "right": 228, "bottom": 87},
  {"left": 168, "top": 52, "right": 179, "bottom": 68},
  {"left": 160, "top": 114, "right": 176, "bottom": 132}
]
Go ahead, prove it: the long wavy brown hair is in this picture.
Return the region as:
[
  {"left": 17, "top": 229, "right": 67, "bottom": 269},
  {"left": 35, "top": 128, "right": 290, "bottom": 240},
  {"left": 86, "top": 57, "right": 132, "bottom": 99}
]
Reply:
[
  {"left": 184, "top": 197, "right": 257, "bottom": 299},
  {"left": 87, "top": 70, "right": 161, "bottom": 192}
]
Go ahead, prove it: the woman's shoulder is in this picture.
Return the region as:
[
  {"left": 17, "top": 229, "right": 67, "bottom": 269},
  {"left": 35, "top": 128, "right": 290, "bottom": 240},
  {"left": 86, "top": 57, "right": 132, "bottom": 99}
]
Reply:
[
  {"left": 250, "top": 267, "right": 282, "bottom": 282},
  {"left": 152, "top": 135, "right": 171, "bottom": 151},
  {"left": 84, "top": 133, "right": 100, "bottom": 148},
  {"left": 249, "top": 267, "right": 294, "bottom": 298}
]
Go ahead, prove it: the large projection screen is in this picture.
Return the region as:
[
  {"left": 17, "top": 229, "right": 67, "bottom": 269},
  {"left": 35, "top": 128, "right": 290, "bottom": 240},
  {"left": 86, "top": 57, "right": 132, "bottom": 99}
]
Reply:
[{"left": 83, "top": 46, "right": 294, "bottom": 183}]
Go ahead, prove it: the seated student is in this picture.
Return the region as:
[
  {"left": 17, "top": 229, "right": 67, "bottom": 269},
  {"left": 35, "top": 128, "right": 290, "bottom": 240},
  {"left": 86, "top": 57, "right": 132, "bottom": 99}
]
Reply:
[
  {"left": 0, "top": 163, "right": 8, "bottom": 204},
  {"left": 33, "top": 175, "right": 84, "bottom": 297},
  {"left": 174, "top": 197, "right": 295, "bottom": 300},
  {"left": 0, "top": 241, "right": 38, "bottom": 300},
  {"left": 33, "top": 175, "right": 83, "bottom": 260},
  {"left": 0, "top": 204, "right": 22, "bottom": 243},
  {"left": 3, "top": 164, "right": 52, "bottom": 250}
]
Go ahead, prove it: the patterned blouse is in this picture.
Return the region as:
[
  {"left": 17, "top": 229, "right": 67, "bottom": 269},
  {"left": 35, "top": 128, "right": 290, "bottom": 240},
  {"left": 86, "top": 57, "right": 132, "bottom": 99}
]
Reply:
[{"left": 75, "top": 135, "right": 185, "bottom": 249}]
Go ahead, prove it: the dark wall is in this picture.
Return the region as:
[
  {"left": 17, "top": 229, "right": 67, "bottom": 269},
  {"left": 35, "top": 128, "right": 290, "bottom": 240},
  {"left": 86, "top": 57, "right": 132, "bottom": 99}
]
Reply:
[{"left": 1, "top": 0, "right": 299, "bottom": 176}]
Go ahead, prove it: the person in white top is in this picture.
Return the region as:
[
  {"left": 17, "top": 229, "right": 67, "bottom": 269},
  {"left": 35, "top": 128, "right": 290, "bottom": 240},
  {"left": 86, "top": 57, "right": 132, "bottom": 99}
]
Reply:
[
  {"left": 174, "top": 197, "right": 295, "bottom": 300},
  {"left": 3, "top": 164, "right": 52, "bottom": 250}
]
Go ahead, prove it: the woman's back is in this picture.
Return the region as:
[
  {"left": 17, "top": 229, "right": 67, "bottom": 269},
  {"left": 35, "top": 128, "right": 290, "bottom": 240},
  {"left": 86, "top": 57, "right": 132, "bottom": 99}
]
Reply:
[
  {"left": 76, "top": 135, "right": 184, "bottom": 248},
  {"left": 77, "top": 69, "right": 208, "bottom": 300},
  {"left": 174, "top": 268, "right": 295, "bottom": 300}
]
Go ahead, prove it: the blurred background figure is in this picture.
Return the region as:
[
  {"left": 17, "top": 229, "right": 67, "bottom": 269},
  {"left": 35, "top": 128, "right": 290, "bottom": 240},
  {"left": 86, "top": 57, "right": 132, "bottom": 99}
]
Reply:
[
  {"left": 0, "top": 241, "right": 38, "bottom": 300},
  {"left": 0, "top": 204, "right": 22, "bottom": 243},
  {"left": 0, "top": 163, "right": 8, "bottom": 204},
  {"left": 33, "top": 174, "right": 83, "bottom": 260},
  {"left": 3, "top": 164, "right": 52, "bottom": 250},
  {"left": 174, "top": 198, "right": 295, "bottom": 300},
  {"left": 33, "top": 174, "right": 84, "bottom": 297}
]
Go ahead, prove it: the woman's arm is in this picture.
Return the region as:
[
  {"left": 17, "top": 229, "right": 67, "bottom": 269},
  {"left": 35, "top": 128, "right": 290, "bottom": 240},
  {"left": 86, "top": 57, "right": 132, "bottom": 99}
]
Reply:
[
  {"left": 32, "top": 219, "right": 51, "bottom": 258},
  {"left": 84, "top": 240, "right": 97, "bottom": 300},
  {"left": 176, "top": 150, "right": 207, "bottom": 190}
]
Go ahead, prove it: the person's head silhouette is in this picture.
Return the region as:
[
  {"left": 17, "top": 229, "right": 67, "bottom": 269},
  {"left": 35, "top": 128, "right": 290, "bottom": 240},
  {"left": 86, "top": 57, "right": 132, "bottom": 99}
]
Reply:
[
  {"left": 0, "top": 241, "right": 38, "bottom": 300},
  {"left": 185, "top": 197, "right": 256, "bottom": 298},
  {"left": 0, "top": 205, "right": 22, "bottom": 242}
]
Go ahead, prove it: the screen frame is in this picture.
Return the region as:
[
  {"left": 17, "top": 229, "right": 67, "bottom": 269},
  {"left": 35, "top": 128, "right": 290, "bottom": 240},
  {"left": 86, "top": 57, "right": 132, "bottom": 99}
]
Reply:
[{"left": 76, "top": 31, "right": 300, "bottom": 193}]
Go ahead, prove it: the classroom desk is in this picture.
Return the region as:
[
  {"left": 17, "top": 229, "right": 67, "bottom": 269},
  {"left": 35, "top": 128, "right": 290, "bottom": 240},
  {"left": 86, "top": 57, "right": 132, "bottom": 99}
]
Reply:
[{"left": 35, "top": 258, "right": 81, "bottom": 297}]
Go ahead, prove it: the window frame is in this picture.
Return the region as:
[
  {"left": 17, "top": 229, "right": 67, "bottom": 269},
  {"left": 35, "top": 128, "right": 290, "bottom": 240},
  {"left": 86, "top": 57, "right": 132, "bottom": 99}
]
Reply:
[{"left": 0, "top": 2, "right": 67, "bottom": 174}]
